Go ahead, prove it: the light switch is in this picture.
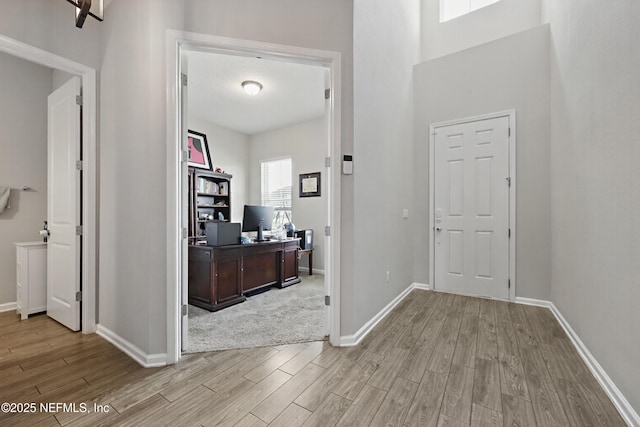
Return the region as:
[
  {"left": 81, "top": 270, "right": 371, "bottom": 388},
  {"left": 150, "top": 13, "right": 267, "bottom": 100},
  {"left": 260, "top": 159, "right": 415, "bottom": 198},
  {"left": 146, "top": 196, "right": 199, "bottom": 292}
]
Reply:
[{"left": 402, "top": 209, "right": 409, "bottom": 219}]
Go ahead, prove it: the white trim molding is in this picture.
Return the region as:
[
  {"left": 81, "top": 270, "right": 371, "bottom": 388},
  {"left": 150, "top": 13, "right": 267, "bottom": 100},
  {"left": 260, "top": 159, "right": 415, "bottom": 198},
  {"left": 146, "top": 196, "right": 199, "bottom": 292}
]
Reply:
[
  {"left": 0, "top": 302, "right": 17, "bottom": 313},
  {"left": 97, "top": 325, "right": 167, "bottom": 368},
  {"left": 298, "top": 267, "right": 325, "bottom": 275},
  {"left": 412, "top": 282, "right": 430, "bottom": 291},
  {"left": 516, "top": 297, "right": 640, "bottom": 426},
  {"left": 340, "top": 283, "right": 431, "bottom": 347}
]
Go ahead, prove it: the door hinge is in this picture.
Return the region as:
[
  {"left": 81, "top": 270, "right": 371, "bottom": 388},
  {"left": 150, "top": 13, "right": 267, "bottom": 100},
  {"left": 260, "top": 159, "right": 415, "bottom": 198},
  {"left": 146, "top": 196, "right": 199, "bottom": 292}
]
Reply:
[
  {"left": 76, "top": 95, "right": 83, "bottom": 106},
  {"left": 76, "top": 225, "right": 83, "bottom": 236},
  {"left": 76, "top": 160, "right": 83, "bottom": 171},
  {"left": 182, "top": 227, "right": 188, "bottom": 239},
  {"left": 508, "top": 228, "right": 511, "bottom": 238},
  {"left": 508, "top": 127, "right": 511, "bottom": 137},
  {"left": 508, "top": 279, "right": 511, "bottom": 289},
  {"left": 324, "top": 226, "right": 331, "bottom": 237},
  {"left": 182, "top": 304, "right": 188, "bottom": 316},
  {"left": 75, "top": 291, "right": 82, "bottom": 302},
  {"left": 324, "top": 295, "right": 330, "bottom": 306},
  {"left": 325, "top": 88, "right": 331, "bottom": 100},
  {"left": 181, "top": 73, "right": 188, "bottom": 86},
  {"left": 506, "top": 177, "right": 511, "bottom": 187},
  {"left": 325, "top": 157, "right": 331, "bottom": 167}
]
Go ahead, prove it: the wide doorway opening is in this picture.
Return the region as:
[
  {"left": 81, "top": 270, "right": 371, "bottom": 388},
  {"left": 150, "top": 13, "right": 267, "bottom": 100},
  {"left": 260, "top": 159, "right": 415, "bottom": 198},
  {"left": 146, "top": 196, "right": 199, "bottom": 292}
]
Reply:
[{"left": 167, "top": 33, "right": 342, "bottom": 361}]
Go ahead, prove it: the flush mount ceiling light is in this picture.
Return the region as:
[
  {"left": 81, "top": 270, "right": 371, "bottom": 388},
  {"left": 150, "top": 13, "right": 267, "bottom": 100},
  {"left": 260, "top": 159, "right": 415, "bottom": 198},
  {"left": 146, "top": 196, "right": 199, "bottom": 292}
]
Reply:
[
  {"left": 65, "top": 0, "right": 104, "bottom": 28},
  {"left": 241, "top": 80, "right": 263, "bottom": 96}
]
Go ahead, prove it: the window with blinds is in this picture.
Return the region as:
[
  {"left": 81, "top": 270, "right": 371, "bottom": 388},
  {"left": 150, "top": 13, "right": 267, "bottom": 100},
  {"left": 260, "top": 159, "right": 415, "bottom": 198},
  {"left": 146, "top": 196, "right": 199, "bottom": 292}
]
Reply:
[
  {"left": 440, "top": 0, "right": 500, "bottom": 22},
  {"left": 261, "top": 158, "right": 292, "bottom": 230}
]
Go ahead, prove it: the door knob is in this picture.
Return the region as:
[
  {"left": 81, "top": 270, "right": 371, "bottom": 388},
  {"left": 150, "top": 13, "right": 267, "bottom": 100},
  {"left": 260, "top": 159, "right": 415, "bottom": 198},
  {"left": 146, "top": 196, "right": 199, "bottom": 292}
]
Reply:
[
  {"left": 40, "top": 220, "right": 50, "bottom": 242},
  {"left": 435, "top": 227, "right": 442, "bottom": 232}
]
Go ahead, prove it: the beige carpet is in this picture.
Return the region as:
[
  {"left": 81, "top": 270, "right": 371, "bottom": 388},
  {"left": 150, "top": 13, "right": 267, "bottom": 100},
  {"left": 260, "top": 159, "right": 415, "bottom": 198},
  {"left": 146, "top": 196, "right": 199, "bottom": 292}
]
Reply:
[{"left": 187, "top": 274, "right": 326, "bottom": 353}]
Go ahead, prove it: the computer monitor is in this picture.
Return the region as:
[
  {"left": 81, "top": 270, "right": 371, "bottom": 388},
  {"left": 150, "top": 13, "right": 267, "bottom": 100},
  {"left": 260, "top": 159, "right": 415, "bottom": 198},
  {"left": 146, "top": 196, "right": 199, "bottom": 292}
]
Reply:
[{"left": 242, "top": 205, "right": 275, "bottom": 242}]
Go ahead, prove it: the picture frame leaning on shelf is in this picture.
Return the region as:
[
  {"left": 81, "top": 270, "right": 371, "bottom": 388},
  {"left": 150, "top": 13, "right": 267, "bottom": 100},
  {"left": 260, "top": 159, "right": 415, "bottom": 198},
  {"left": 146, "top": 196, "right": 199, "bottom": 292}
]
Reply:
[{"left": 187, "top": 129, "right": 213, "bottom": 170}]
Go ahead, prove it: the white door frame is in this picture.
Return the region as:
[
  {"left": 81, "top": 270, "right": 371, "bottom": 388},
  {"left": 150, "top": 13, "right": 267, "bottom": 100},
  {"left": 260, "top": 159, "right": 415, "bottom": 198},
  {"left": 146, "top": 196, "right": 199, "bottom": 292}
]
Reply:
[
  {"left": 0, "top": 34, "right": 98, "bottom": 333},
  {"left": 165, "top": 30, "right": 342, "bottom": 364},
  {"left": 429, "top": 110, "right": 516, "bottom": 301}
]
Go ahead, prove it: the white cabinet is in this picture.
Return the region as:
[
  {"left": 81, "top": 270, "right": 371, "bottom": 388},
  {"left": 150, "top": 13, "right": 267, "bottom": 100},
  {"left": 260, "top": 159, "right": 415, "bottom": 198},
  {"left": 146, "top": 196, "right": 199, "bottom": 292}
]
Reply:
[{"left": 15, "top": 242, "right": 47, "bottom": 320}]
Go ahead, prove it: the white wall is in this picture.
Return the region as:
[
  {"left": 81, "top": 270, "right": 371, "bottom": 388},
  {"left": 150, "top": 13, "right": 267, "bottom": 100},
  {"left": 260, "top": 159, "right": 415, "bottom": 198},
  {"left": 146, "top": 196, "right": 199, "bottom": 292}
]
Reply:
[
  {"left": 188, "top": 117, "right": 251, "bottom": 224},
  {"left": 0, "top": 0, "right": 101, "bottom": 70},
  {"left": 548, "top": 0, "right": 640, "bottom": 412},
  {"left": 421, "top": 0, "right": 542, "bottom": 61},
  {"left": 0, "top": 52, "right": 51, "bottom": 306},
  {"left": 97, "top": 0, "right": 353, "bottom": 355},
  {"left": 249, "top": 118, "right": 327, "bottom": 271},
  {"left": 52, "top": 69, "right": 75, "bottom": 91},
  {"left": 413, "top": 25, "right": 551, "bottom": 300},
  {"left": 353, "top": 0, "right": 421, "bottom": 332}
]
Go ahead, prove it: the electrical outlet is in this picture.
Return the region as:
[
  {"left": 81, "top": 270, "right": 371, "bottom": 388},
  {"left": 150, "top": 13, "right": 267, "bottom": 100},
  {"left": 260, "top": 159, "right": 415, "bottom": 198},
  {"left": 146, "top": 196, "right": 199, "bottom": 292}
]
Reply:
[{"left": 402, "top": 209, "right": 409, "bottom": 219}]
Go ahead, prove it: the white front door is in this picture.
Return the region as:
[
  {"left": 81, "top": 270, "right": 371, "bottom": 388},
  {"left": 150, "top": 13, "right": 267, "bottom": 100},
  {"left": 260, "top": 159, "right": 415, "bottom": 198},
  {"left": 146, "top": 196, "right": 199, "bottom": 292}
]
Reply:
[
  {"left": 47, "top": 77, "right": 81, "bottom": 331},
  {"left": 434, "top": 116, "right": 510, "bottom": 299}
]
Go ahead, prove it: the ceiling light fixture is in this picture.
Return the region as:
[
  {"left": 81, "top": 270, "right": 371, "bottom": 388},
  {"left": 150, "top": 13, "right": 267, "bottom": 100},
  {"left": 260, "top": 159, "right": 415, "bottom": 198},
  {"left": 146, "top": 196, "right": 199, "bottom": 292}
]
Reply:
[
  {"left": 65, "top": 0, "right": 104, "bottom": 28},
  {"left": 241, "top": 80, "right": 263, "bottom": 96}
]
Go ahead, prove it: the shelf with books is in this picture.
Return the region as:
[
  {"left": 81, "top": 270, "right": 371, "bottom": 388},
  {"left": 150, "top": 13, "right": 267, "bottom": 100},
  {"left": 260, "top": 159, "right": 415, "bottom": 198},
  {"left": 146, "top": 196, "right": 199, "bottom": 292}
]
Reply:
[{"left": 188, "top": 168, "right": 232, "bottom": 239}]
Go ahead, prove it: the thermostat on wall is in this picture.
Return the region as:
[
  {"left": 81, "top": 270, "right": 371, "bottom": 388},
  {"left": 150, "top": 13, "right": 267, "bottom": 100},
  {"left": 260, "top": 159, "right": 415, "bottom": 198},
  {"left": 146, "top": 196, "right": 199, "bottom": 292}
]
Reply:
[{"left": 343, "top": 155, "right": 353, "bottom": 175}]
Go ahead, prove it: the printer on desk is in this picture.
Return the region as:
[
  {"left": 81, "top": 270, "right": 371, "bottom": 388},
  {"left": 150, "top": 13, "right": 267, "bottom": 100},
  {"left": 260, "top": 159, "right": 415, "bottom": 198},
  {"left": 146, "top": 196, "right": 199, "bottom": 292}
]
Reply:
[
  {"left": 295, "top": 229, "right": 313, "bottom": 250},
  {"left": 205, "top": 222, "right": 241, "bottom": 246}
]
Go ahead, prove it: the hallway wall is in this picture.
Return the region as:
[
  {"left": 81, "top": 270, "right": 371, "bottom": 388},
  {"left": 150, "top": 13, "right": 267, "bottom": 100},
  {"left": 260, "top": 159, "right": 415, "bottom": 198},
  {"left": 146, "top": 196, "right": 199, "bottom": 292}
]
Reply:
[
  {"left": 0, "top": 52, "right": 51, "bottom": 306},
  {"left": 548, "top": 0, "right": 640, "bottom": 413}
]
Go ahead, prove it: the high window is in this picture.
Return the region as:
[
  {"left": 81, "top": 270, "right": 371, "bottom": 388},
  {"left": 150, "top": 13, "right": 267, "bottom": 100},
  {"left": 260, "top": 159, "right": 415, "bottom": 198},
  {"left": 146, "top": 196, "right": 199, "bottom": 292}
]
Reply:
[
  {"left": 440, "top": 0, "right": 501, "bottom": 22},
  {"left": 261, "top": 158, "right": 292, "bottom": 230}
]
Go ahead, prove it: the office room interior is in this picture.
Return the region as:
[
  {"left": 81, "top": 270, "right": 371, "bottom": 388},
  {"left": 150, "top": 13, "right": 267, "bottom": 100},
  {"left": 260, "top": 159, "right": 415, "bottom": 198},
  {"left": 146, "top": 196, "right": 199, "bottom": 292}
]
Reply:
[{"left": 0, "top": 0, "right": 638, "bottom": 425}]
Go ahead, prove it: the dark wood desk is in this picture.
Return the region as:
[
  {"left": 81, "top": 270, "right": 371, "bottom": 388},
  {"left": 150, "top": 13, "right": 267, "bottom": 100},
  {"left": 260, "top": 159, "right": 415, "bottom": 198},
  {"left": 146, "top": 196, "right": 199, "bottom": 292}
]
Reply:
[
  {"left": 298, "top": 248, "right": 313, "bottom": 275},
  {"left": 188, "top": 239, "right": 301, "bottom": 312}
]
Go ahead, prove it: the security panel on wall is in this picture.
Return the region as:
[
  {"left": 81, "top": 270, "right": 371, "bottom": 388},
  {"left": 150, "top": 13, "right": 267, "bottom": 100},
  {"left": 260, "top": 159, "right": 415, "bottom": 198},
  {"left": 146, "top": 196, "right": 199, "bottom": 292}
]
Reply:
[{"left": 343, "top": 155, "right": 353, "bottom": 174}]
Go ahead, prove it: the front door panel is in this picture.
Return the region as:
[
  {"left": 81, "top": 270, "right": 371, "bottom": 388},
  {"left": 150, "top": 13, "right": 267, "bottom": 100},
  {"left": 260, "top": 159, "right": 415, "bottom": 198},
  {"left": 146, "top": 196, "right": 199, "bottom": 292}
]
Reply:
[{"left": 434, "top": 116, "right": 510, "bottom": 299}]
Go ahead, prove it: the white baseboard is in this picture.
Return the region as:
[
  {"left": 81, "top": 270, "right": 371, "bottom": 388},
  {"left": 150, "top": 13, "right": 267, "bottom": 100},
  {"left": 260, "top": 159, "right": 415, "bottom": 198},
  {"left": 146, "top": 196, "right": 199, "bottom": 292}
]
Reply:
[
  {"left": 412, "top": 282, "right": 430, "bottom": 291},
  {"left": 516, "top": 297, "right": 639, "bottom": 427},
  {"left": 339, "top": 283, "right": 430, "bottom": 347},
  {"left": 0, "top": 302, "right": 17, "bottom": 313},
  {"left": 299, "top": 267, "right": 325, "bottom": 275},
  {"left": 96, "top": 324, "right": 167, "bottom": 368}
]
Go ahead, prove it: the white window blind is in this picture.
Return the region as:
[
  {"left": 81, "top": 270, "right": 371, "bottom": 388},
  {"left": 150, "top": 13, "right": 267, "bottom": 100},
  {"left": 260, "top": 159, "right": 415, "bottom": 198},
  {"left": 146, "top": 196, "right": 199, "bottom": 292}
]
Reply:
[
  {"left": 261, "top": 158, "right": 292, "bottom": 229},
  {"left": 440, "top": 0, "right": 500, "bottom": 22}
]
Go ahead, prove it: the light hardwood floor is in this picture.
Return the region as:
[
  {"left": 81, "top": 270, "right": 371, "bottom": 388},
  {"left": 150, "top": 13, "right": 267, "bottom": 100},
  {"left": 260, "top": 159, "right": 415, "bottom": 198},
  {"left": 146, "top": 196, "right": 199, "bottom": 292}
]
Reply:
[{"left": 0, "top": 290, "right": 626, "bottom": 426}]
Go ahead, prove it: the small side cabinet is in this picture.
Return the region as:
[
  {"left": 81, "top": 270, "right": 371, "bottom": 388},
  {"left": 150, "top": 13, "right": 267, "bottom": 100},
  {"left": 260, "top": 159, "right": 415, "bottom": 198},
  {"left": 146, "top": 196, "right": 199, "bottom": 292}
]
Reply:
[
  {"left": 279, "top": 240, "right": 301, "bottom": 288},
  {"left": 188, "top": 245, "right": 246, "bottom": 312},
  {"left": 15, "top": 242, "right": 47, "bottom": 320}
]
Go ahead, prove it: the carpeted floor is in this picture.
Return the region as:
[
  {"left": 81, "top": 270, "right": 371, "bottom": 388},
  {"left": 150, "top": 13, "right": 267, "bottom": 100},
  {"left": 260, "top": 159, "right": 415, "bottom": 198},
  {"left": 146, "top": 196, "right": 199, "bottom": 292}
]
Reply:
[{"left": 187, "top": 273, "right": 326, "bottom": 353}]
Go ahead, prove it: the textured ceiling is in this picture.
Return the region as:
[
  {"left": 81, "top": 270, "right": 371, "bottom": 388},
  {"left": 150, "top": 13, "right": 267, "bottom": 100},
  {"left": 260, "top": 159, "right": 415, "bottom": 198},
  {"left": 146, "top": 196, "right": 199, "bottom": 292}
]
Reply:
[{"left": 186, "top": 51, "right": 326, "bottom": 135}]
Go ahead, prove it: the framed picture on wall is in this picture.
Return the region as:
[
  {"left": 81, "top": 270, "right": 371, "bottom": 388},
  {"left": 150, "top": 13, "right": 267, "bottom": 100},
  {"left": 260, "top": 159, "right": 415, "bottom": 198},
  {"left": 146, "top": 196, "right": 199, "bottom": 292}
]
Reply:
[
  {"left": 187, "top": 130, "right": 212, "bottom": 170},
  {"left": 299, "top": 172, "right": 321, "bottom": 197}
]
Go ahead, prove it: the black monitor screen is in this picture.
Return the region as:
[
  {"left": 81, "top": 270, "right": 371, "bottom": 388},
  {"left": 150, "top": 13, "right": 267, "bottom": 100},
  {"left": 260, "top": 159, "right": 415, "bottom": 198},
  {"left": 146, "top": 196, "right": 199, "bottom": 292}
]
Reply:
[{"left": 242, "top": 205, "right": 275, "bottom": 233}]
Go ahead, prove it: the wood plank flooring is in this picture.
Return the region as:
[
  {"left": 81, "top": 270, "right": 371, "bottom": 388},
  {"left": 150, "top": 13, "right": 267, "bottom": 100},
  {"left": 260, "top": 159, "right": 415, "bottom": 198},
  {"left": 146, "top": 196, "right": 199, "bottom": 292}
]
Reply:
[{"left": 0, "top": 290, "right": 626, "bottom": 426}]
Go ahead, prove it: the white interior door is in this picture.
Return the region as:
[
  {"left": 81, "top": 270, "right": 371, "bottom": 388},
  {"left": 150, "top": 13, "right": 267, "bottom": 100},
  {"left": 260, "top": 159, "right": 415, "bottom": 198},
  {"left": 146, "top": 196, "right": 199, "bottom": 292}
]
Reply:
[
  {"left": 47, "top": 76, "right": 81, "bottom": 331},
  {"left": 434, "top": 116, "right": 510, "bottom": 299}
]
